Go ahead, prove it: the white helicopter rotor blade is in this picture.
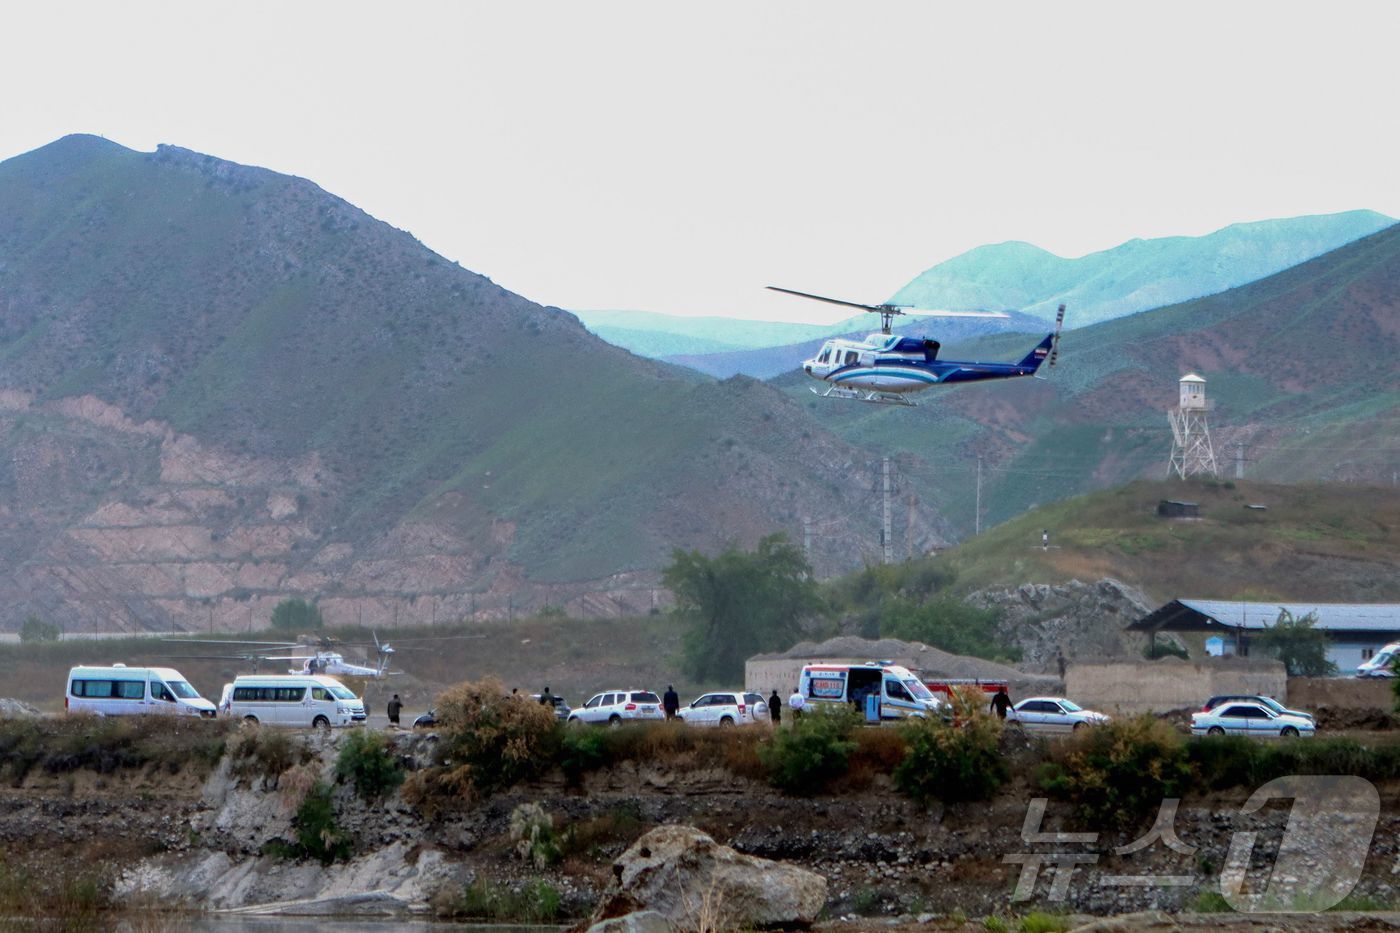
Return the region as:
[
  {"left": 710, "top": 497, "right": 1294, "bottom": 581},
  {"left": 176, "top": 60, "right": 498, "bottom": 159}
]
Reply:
[{"left": 899, "top": 309, "right": 1011, "bottom": 319}]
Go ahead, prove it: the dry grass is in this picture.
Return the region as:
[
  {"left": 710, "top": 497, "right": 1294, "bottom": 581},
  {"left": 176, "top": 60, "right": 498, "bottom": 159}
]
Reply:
[{"left": 0, "top": 715, "right": 230, "bottom": 785}]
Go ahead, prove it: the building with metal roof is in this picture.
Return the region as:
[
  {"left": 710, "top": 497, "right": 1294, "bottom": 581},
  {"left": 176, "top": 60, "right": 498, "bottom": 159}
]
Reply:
[{"left": 1127, "top": 599, "right": 1400, "bottom": 672}]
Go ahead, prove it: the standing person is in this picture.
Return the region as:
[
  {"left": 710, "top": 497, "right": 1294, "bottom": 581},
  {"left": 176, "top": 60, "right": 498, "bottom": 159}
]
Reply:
[
  {"left": 539, "top": 686, "right": 553, "bottom": 706},
  {"left": 788, "top": 686, "right": 806, "bottom": 721},
  {"left": 387, "top": 693, "right": 403, "bottom": 727},
  {"left": 662, "top": 684, "right": 680, "bottom": 720},
  {"left": 768, "top": 689, "right": 782, "bottom": 726},
  {"left": 1056, "top": 652, "right": 1068, "bottom": 680},
  {"left": 1042, "top": 529, "right": 1050, "bottom": 550},
  {"left": 989, "top": 687, "right": 1012, "bottom": 720}
]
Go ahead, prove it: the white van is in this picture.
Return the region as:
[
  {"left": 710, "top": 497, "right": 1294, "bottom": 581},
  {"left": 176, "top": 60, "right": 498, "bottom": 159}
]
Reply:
[
  {"left": 66, "top": 665, "right": 217, "bottom": 718},
  {"left": 1357, "top": 642, "right": 1399, "bottom": 678},
  {"left": 798, "top": 662, "right": 943, "bottom": 720},
  {"left": 224, "top": 674, "right": 366, "bottom": 728}
]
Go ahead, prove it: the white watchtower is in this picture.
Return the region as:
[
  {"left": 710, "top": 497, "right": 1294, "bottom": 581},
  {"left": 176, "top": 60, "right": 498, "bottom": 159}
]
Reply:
[{"left": 1168, "top": 373, "right": 1219, "bottom": 479}]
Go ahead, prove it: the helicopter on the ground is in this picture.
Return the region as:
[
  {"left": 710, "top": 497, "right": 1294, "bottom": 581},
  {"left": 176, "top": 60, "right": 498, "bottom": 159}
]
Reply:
[
  {"left": 767, "top": 286, "right": 1065, "bottom": 406},
  {"left": 160, "top": 631, "right": 478, "bottom": 678}
]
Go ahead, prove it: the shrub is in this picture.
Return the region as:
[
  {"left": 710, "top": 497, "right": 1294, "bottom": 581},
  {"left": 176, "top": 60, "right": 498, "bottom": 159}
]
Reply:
[
  {"left": 1252, "top": 609, "right": 1336, "bottom": 676},
  {"left": 759, "top": 705, "right": 859, "bottom": 794},
  {"left": 1143, "top": 640, "right": 1188, "bottom": 660},
  {"left": 895, "top": 712, "right": 1006, "bottom": 805},
  {"left": 451, "top": 879, "right": 561, "bottom": 922},
  {"left": 509, "top": 802, "right": 562, "bottom": 868},
  {"left": 270, "top": 597, "right": 324, "bottom": 633},
  {"left": 18, "top": 614, "right": 60, "bottom": 644},
  {"left": 1037, "top": 715, "right": 1191, "bottom": 829},
  {"left": 419, "top": 677, "right": 559, "bottom": 798},
  {"left": 230, "top": 726, "right": 309, "bottom": 785},
  {"left": 335, "top": 729, "right": 404, "bottom": 800},
  {"left": 290, "top": 781, "right": 350, "bottom": 864},
  {"left": 880, "top": 596, "right": 1018, "bottom": 662}
]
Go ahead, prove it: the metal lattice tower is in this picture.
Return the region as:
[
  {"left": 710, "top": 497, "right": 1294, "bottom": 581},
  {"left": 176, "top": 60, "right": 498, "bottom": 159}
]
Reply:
[{"left": 1167, "top": 373, "right": 1219, "bottom": 479}]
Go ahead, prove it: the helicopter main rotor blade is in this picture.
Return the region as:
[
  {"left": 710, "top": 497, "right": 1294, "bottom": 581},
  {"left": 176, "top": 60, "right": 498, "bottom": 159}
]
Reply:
[
  {"left": 900, "top": 308, "right": 1011, "bottom": 319},
  {"left": 161, "top": 638, "right": 299, "bottom": 648},
  {"left": 766, "top": 286, "right": 894, "bottom": 314}
]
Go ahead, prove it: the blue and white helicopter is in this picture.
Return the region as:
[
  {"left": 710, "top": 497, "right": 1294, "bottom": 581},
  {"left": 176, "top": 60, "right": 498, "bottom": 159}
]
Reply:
[{"left": 768, "top": 286, "right": 1065, "bottom": 406}]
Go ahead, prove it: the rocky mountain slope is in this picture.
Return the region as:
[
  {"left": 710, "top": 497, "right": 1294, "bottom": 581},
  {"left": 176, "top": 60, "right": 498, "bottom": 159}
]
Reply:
[
  {"left": 890, "top": 209, "right": 1394, "bottom": 326},
  {"left": 0, "top": 135, "right": 951, "bottom": 632}
]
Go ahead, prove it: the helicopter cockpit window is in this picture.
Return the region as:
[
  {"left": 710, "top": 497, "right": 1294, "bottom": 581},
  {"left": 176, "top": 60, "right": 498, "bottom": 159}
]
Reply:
[
  {"left": 844, "top": 350, "right": 859, "bottom": 366},
  {"left": 817, "top": 346, "right": 831, "bottom": 363}
]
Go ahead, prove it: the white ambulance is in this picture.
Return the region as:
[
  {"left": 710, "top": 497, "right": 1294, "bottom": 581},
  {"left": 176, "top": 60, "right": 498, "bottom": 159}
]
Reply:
[
  {"left": 798, "top": 662, "right": 943, "bottom": 720},
  {"left": 224, "top": 674, "right": 366, "bottom": 728},
  {"left": 65, "top": 664, "right": 218, "bottom": 718}
]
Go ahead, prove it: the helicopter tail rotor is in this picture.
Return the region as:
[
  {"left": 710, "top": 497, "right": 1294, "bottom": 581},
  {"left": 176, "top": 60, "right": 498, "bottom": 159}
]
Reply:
[{"left": 1048, "top": 304, "right": 1066, "bottom": 368}]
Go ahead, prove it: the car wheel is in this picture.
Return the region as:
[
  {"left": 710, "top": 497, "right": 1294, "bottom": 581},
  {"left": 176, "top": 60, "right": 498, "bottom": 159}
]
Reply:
[
  {"left": 242, "top": 715, "right": 259, "bottom": 726},
  {"left": 720, "top": 716, "right": 734, "bottom": 727},
  {"left": 567, "top": 716, "right": 584, "bottom": 727},
  {"left": 312, "top": 715, "right": 330, "bottom": 730},
  {"left": 608, "top": 715, "right": 622, "bottom": 727},
  {"left": 1072, "top": 721, "right": 1085, "bottom": 731},
  {"left": 1207, "top": 726, "right": 1225, "bottom": 736},
  {"left": 1281, "top": 726, "right": 1299, "bottom": 738}
]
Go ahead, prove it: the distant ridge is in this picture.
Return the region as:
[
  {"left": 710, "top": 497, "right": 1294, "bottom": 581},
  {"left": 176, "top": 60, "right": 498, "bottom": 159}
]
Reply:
[{"left": 890, "top": 210, "right": 1395, "bottom": 326}]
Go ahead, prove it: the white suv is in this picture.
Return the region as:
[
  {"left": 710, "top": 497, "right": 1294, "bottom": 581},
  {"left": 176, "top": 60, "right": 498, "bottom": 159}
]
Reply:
[
  {"left": 568, "top": 689, "right": 664, "bottom": 726},
  {"left": 678, "top": 691, "right": 769, "bottom": 727}
]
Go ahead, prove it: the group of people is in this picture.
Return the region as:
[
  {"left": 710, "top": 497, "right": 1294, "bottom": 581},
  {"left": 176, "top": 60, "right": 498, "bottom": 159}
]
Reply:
[{"left": 658, "top": 684, "right": 808, "bottom": 725}]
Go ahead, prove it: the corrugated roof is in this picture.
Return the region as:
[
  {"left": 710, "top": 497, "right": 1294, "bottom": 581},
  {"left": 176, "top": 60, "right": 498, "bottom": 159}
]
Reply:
[{"left": 1176, "top": 599, "right": 1400, "bottom": 632}]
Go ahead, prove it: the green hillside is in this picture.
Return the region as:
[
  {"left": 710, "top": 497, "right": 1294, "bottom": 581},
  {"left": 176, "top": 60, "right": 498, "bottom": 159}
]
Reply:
[
  {"left": 780, "top": 222, "right": 1400, "bottom": 537},
  {"left": 935, "top": 479, "right": 1400, "bottom": 605},
  {"left": 0, "top": 135, "right": 946, "bottom": 612}
]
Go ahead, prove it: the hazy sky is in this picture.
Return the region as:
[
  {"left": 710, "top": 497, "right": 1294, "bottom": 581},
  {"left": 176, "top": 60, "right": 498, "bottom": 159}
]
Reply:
[{"left": 4, "top": 2, "right": 1398, "bottom": 323}]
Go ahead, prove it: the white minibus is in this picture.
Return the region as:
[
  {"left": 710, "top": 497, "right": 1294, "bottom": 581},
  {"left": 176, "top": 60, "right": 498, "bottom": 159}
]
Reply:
[
  {"left": 224, "top": 674, "right": 366, "bottom": 728},
  {"left": 66, "top": 665, "right": 217, "bottom": 718}
]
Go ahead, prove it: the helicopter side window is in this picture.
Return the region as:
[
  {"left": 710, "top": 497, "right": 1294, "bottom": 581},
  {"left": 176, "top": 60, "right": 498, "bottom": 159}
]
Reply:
[
  {"left": 817, "top": 347, "right": 830, "bottom": 363},
  {"left": 844, "top": 351, "right": 859, "bottom": 366}
]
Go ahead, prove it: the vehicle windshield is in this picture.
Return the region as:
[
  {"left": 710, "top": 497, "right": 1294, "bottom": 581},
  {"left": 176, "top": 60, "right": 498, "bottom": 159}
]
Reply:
[
  {"left": 166, "top": 680, "right": 201, "bottom": 699},
  {"left": 903, "top": 679, "right": 935, "bottom": 701},
  {"left": 1257, "top": 697, "right": 1285, "bottom": 713},
  {"left": 1059, "top": 699, "right": 1083, "bottom": 712},
  {"left": 326, "top": 684, "right": 357, "bottom": 700}
]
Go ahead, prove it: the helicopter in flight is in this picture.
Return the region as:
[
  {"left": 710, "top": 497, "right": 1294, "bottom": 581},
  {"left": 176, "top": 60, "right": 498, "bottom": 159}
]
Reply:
[{"left": 767, "top": 286, "right": 1065, "bottom": 406}]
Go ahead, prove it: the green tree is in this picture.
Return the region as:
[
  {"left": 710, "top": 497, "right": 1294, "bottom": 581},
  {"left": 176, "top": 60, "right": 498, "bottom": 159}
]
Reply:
[
  {"left": 664, "top": 533, "right": 821, "bottom": 682},
  {"left": 18, "top": 614, "right": 60, "bottom": 643},
  {"left": 270, "top": 598, "right": 324, "bottom": 633},
  {"left": 880, "top": 596, "right": 1017, "bottom": 661},
  {"left": 1252, "top": 609, "right": 1336, "bottom": 677}
]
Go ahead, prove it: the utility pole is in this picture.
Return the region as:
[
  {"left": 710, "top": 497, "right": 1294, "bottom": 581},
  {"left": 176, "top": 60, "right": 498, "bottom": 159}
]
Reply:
[
  {"left": 975, "top": 455, "right": 983, "bottom": 536},
  {"left": 881, "top": 457, "right": 893, "bottom": 564},
  {"left": 802, "top": 516, "right": 812, "bottom": 563},
  {"left": 1235, "top": 443, "right": 1244, "bottom": 480},
  {"left": 906, "top": 494, "right": 916, "bottom": 561}
]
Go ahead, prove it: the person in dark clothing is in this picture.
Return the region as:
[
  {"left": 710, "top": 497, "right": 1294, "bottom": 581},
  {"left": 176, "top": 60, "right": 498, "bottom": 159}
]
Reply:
[
  {"left": 387, "top": 693, "right": 402, "bottom": 726},
  {"left": 990, "top": 687, "right": 1012, "bottom": 720},
  {"left": 768, "top": 689, "right": 782, "bottom": 726},
  {"left": 539, "top": 686, "right": 553, "bottom": 706},
  {"left": 662, "top": 685, "right": 680, "bottom": 720}
]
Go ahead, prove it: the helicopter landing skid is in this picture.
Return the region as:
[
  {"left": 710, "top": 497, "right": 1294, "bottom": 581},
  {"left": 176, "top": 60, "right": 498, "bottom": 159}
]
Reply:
[{"left": 810, "top": 385, "right": 916, "bottom": 407}]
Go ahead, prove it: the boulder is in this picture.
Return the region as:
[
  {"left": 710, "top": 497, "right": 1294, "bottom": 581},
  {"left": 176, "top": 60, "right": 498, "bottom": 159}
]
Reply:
[{"left": 590, "top": 824, "right": 826, "bottom": 930}]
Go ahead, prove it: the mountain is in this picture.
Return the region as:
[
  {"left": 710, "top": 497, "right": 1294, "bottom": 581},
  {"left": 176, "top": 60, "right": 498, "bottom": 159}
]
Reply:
[
  {"left": 778, "top": 221, "right": 1400, "bottom": 536},
  {"left": 0, "top": 135, "right": 951, "bottom": 632},
  {"left": 571, "top": 309, "right": 838, "bottom": 358},
  {"left": 890, "top": 210, "right": 1395, "bottom": 326}
]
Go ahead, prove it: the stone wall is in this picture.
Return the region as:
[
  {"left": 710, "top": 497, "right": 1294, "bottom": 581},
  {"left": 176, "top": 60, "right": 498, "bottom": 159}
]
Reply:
[
  {"left": 1066, "top": 657, "right": 1286, "bottom": 714},
  {"left": 1286, "top": 677, "right": 1393, "bottom": 711}
]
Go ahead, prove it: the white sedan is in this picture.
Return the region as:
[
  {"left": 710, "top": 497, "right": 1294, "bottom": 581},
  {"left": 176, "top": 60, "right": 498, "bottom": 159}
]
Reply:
[
  {"left": 1191, "top": 702, "right": 1315, "bottom": 738},
  {"left": 1007, "top": 697, "right": 1109, "bottom": 733}
]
